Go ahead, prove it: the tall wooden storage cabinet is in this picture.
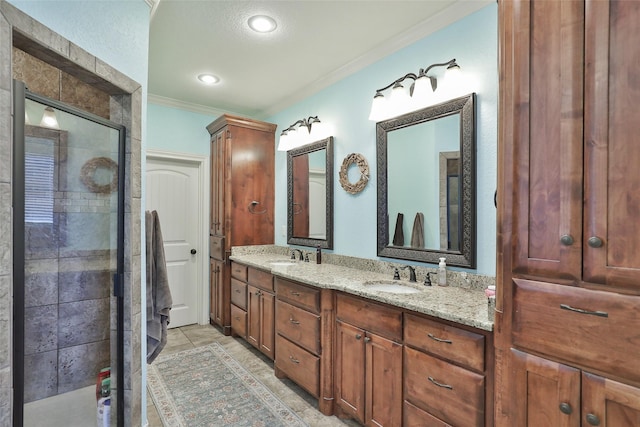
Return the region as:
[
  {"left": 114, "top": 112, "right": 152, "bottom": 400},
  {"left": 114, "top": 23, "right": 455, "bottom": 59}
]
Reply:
[
  {"left": 206, "top": 114, "right": 276, "bottom": 334},
  {"left": 496, "top": 1, "right": 640, "bottom": 425}
]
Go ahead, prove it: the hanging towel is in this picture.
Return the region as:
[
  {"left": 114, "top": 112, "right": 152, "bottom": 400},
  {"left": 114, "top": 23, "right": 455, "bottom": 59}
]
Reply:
[
  {"left": 146, "top": 210, "right": 172, "bottom": 364},
  {"left": 410, "top": 212, "right": 425, "bottom": 248},
  {"left": 392, "top": 213, "right": 404, "bottom": 246}
]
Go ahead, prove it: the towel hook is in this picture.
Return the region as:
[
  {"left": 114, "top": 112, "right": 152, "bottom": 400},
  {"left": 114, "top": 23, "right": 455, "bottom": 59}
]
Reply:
[{"left": 248, "top": 200, "right": 267, "bottom": 214}]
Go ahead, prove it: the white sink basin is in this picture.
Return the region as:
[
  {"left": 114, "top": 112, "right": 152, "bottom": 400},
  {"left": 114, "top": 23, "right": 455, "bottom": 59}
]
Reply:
[
  {"left": 268, "top": 260, "right": 297, "bottom": 266},
  {"left": 363, "top": 281, "right": 422, "bottom": 294}
]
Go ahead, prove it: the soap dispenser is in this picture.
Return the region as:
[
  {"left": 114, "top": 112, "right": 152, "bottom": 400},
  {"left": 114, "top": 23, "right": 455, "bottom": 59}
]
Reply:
[{"left": 438, "top": 257, "right": 448, "bottom": 286}]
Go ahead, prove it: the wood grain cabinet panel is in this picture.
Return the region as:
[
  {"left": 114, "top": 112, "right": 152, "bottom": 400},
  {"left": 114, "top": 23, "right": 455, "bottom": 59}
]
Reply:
[
  {"left": 404, "top": 313, "right": 485, "bottom": 373},
  {"left": 513, "top": 278, "right": 640, "bottom": 384},
  {"left": 230, "top": 261, "right": 247, "bottom": 281},
  {"left": 230, "top": 278, "right": 247, "bottom": 310},
  {"left": 275, "top": 334, "right": 320, "bottom": 398},
  {"left": 230, "top": 304, "right": 246, "bottom": 339},
  {"left": 275, "top": 300, "right": 320, "bottom": 354},
  {"left": 275, "top": 277, "right": 320, "bottom": 313},
  {"left": 404, "top": 346, "right": 484, "bottom": 427}
]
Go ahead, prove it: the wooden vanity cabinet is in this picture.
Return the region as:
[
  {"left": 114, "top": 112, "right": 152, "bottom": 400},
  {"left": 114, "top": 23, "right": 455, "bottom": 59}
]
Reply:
[
  {"left": 206, "top": 114, "right": 276, "bottom": 334},
  {"left": 274, "top": 277, "right": 334, "bottom": 416},
  {"left": 497, "top": 0, "right": 640, "bottom": 424},
  {"left": 335, "top": 293, "right": 403, "bottom": 427},
  {"left": 246, "top": 267, "right": 275, "bottom": 360}
]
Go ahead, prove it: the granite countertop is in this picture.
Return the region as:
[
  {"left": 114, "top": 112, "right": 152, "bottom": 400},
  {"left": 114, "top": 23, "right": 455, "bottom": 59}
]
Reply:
[{"left": 230, "top": 252, "right": 494, "bottom": 332}]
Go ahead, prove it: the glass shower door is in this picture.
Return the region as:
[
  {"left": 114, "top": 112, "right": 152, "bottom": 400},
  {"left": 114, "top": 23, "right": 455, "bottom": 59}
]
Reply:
[{"left": 13, "top": 82, "right": 125, "bottom": 426}]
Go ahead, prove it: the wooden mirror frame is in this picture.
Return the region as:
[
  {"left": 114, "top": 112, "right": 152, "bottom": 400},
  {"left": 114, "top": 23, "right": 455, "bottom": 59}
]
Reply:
[
  {"left": 376, "top": 93, "right": 476, "bottom": 268},
  {"left": 287, "top": 136, "right": 334, "bottom": 249}
]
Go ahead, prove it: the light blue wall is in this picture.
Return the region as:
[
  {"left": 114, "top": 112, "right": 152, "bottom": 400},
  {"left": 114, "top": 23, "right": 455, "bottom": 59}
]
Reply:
[
  {"left": 8, "top": 0, "right": 152, "bottom": 421},
  {"left": 147, "top": 103, "right": 212, "bottom": 155},
  {"left": 268, "top": 4, "right": 498, "bottom": 275}
]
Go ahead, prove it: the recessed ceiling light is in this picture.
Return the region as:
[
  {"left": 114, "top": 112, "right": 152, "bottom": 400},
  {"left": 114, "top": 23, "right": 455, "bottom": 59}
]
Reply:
[
  {"left": 248, "top": 15, "right": 277, "bottom": 33},
  {"left": 197, "top": 74, "right": 220, "bottom": 85}
]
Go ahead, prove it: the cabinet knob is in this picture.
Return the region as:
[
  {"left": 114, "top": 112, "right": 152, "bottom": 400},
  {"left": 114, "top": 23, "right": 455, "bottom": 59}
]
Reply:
[
  {"left": 587, "top": 236, "right": 604, "bottom": 248},
  {"left": 559, "top": 402, "right": 572, "bottom": 415},
  {"left": 190, "top": 248, "right": 197, "bottom": 254},
  {"left": 355, "top": 334, "right": 362, "bottom": 340},
  {"left": 586, "top": 413, "right": 600, "bottom": 426},
  {"left": 560, "top": 234, "right": 574, "bottom": 246},
  {"left": 364, "top": 337, "right": 371, "bottom": 343}
]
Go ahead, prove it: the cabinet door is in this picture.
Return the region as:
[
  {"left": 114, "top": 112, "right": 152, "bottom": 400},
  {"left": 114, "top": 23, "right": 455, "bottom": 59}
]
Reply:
[
  {"left": 247, "top": 285, "right": 260, "bottom": 349},
  {"left": 210, "top": 129, "right": 226, "bottom": 236},
  {"left": 259, "top": 290, "right": 275, "bottom": 360},
  {"left": 209, "top": 258, "right": 224, "bottom": 326},
  {"left": 510, "top": 349, "right": 580, "bottom": 427},
  {"left": 335, "top": 320, "right": 366, "bottom": 423},
  {"left": 366, "top": 332, "right": 402, "bottom": 427},
  {"left": 582, "top": 372, "right": 640, "bottom": 427},
  {"left": 583, "top": 0, "right": 640, "bottom": 290},
  {"left": 508, "top": 0, "right": 584, "bottom": 281}
]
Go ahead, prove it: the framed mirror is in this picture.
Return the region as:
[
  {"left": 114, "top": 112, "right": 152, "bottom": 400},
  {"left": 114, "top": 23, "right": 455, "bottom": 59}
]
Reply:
[
  {"left": 287, "top": 136, "right": 334, "bottom": 249},
  {"left": 376, "top": 93, "right": 475, "bottom": 267}
]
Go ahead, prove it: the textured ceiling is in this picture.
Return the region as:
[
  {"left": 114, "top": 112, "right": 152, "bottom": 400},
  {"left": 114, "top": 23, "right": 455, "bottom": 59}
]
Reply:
[{"left": 148, "top": 0, "right": 491, "bottom": 118}]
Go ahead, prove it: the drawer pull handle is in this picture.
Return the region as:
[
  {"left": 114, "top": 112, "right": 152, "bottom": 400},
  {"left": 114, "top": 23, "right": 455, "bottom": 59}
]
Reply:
[
  {"left": 559, "top": 402, "right": 572, "bottom": 415},
  {"left": 428, "top": 333, "right": 453, "bottom": 344},
  {"left": 560, "top": 304, "right": 608, "bottom": 318},
  {"left": 289, "top": 317, "right": 300, "bottom": 325},
  {"left": 586, "top": 413, "right": 600, "bottom": 426},
  {"left": 355, "top": 334, "right": 362, "bottom": 340},
  {"left": 290, "top": 291, "right": 301, "bottom": 296},
  {"left": 289, "top": 355, "right": 300, "bottom": 364},
  {"left": 235, "top": 289, "right": 241, "bottom": 293},
  {"left": 428, "top": 376, "right": 453, "bottom": 390}
]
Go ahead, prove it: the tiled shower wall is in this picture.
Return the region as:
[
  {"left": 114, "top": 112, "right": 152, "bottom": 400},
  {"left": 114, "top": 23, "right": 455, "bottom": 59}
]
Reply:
[{"left": 0, "top": 2, "right": 143, "bottom": 425}]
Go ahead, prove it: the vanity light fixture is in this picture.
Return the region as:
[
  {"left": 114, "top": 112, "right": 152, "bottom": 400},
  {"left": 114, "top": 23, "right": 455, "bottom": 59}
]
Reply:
[
  {"left": 248, "top": 15, "right": 277, "bottom": 33},
  {"left": 277, "top": 116, "right": 327, "bottom": 151},
  {"left": 40, "top": 106, "right": 59, "bottom": 129},
  {"left": 369, "top": 58, "right": 461, "bottom": 122},
  {"left": 197, "top": 73, "right": 220, "bottom": 85}
]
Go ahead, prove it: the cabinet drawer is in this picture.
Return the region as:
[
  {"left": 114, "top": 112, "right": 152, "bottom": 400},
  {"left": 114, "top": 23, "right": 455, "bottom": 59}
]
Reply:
[
  {"left": 513, "top": 278, "right": 640, "bottom": 383},
  {"left": 276, "top": 300, "right": 320, "bottom": 355},
  {"left": 231, "top": 304, "right": 246, "bottom": 339},
  {"left": 336, "top": 293, "right": 402, "bottom": 341},
  {"left": 404, "top": 313, "right": 485, "bottom": 373},
  {"left": 230, "top": 262, "right": 247, "bottom": 281},
  {"left": 230, "top": 278, "right": 247, "bottom": 309},
  {"left": 247, "top": 267, "right": 273, "bottom": 292},
  {"left": 404, "top": 346, "right": 484, "bottom": 427},
  {"left": 404, "top": 400, "right": 451, "bottom": 427},
  {"left": 209, "top": 235, "right": 225, "bottom": 260},
  {"left": 275, "top": 277, "right": 320, "bottom": 313},
  {"left": 275, "top": 334, "right": 319, "bottom": 398}
]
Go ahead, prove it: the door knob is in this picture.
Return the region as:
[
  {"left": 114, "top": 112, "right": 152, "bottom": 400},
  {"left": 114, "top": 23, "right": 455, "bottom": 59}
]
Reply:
[{"left": 190, "top": 249, "right": 197, "bottom": 254}]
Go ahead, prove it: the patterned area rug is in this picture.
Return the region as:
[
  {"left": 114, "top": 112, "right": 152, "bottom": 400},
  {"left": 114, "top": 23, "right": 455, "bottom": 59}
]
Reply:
[{"left": 147, "top": 343, "right": 308, "bottom": 427}]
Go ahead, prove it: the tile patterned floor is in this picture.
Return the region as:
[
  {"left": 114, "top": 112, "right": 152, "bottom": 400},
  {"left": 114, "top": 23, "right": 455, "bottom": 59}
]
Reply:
[{"left": 147, "top": 324, "right": 359, "bottom": 427}]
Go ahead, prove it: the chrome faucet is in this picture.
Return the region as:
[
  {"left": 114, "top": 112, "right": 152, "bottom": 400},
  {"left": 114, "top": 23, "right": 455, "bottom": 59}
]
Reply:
[{"left": 401, "top": 265, "right": 417, "bottom": 282}]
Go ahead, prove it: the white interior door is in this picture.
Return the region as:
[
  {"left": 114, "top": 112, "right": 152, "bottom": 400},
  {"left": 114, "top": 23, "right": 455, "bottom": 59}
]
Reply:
[{"left": 146, "top": 155, "right": 203, "bottom": 328}]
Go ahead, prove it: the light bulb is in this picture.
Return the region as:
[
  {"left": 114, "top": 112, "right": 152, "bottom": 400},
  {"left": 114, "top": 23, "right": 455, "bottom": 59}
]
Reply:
[{"left": 40, "top": 107, "right": 59, "bottom": 129}]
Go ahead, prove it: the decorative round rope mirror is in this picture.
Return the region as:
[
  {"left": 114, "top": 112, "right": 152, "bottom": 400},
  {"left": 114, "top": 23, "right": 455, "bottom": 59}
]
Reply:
[
  {"left": 339, "top": 153, "right": 369, "bottom": 194},
  {"left": 80, "top": 157, "right": 118, "bottom": 193}
]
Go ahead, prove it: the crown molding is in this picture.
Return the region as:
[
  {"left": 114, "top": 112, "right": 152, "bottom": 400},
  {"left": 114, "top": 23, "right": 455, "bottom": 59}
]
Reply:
[
  {"left": 147, "top": 93, "right": 247, "bottom": 118},
  {"left": 259, "top": 0, "right": 492, "bottom": 118}
]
